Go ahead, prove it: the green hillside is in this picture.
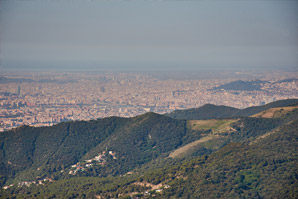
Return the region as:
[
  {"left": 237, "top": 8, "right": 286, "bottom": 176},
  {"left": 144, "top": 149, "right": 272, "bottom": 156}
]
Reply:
[
  {"left": 0, "top": 116, "right": 129, "bottom": 185},
  {"left": 152, "top": 119, "right": 298, "bottom": 199},
  {"left": 1, "top": 107, "right": 297, "bottom": 199},
  {"left": 1, "top": 101, "right": 298, "bottom": 198},
  {"left": 0, "top": 113, "right": 188, "bottom": 187},
  {"left": 80, "top": 112, "right": 187, "bottom": 176}
]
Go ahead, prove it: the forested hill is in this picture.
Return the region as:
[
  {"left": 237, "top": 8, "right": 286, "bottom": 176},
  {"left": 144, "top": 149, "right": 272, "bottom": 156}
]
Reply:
[
  {"left": 166, "top": 98, "right": 298, "bottom": 120},
  {"left": 0, "top": 113, "right": 186, "bottom": 186},
  {"left": 1, "top": 101, "right": 298, "bottom": 198},
  {"left": 142, "top": 116, "right": 298, "bottom": 198},
  {"left": 1, "top": 108, "right": 297, "bottom": 198}
]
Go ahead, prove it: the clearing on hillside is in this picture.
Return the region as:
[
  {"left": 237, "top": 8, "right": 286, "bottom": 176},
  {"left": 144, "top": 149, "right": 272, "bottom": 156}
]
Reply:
[
  {"left": 187, "top": 119, "right": 237, "bottom": 134},
  {"left": 169, "top": 135, "right": 227, "bottom": 158},
  {"left": 169, "top": 136, "right": 215, "bottom": 158}
]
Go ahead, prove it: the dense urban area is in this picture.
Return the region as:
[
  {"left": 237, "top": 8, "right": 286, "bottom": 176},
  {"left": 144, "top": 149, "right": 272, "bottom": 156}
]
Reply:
[{"left": 0, "top": 70, "right": 297, "bottom": 132}]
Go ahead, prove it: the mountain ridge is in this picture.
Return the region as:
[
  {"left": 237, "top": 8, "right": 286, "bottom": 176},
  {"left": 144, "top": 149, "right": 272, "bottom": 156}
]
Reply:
[{"left": 165, "top": 98, "right": 298, "bottom": 120}]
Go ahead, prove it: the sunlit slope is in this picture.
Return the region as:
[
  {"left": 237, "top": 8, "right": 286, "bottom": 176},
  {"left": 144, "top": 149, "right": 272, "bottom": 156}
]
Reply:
[
  {"left": 168, "top": 106, "right": 298, "bottom": 159},
  {"left": 188, "top": 119, "right": 237, "bottom": 133},
  {"left": 169, "top": 119, "right": 237, "bottom": 158},
  {"left": 155, "top": 118, "right": 298, "bottom": 199},
  {"left": 251, "top": 106, "right": 298, "bottom": 118}
]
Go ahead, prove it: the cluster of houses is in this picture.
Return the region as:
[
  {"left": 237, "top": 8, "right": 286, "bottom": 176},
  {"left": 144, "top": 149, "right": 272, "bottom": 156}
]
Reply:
[
  {"left": 3, "top": 177, "right": 53, "bottom": 190},
  {"left": 133, "top": 181, "right": 170, "bottom": 194},
  {"left": 68, "top": 150, "right": 117, "bottom": 175},
  {"left": 3, "top": 151, "right": 118, "bottom": 189}
]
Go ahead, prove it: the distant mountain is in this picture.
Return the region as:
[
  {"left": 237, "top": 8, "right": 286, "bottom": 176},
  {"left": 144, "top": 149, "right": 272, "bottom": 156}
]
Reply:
[
  {"left": 277, "top": 78, "right": 298, "bottom": 83},
  {"left": 0, "top": 76, "right": 34, "bottom": 84},
  {"left": 0, "top": 76, "right": 77, "bottom": 84},
  {"left": 166, "top": 99, "right": 298, "bottom": 120},
  {"left": 213, "top": 79, "right": 267, "bottom": 91}
]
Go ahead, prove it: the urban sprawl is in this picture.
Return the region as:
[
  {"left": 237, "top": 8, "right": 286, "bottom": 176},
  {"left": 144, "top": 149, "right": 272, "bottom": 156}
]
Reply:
[{"left": 0, "top": 71, "right": 297, "bottom": 132}]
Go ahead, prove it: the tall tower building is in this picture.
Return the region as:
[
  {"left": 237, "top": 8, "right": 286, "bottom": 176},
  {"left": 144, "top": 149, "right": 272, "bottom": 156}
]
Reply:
[
  {"left": 17, "top": 85, "right": 21, "bottom": 96},
  {"left": 100, "top": 86, "right": 105, "bottom": 93}
]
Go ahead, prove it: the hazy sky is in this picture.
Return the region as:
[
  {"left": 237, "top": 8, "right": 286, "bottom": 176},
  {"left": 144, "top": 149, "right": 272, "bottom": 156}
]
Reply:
[{"left": 0, "top": 0, "right": 297, "bottom": 71}]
